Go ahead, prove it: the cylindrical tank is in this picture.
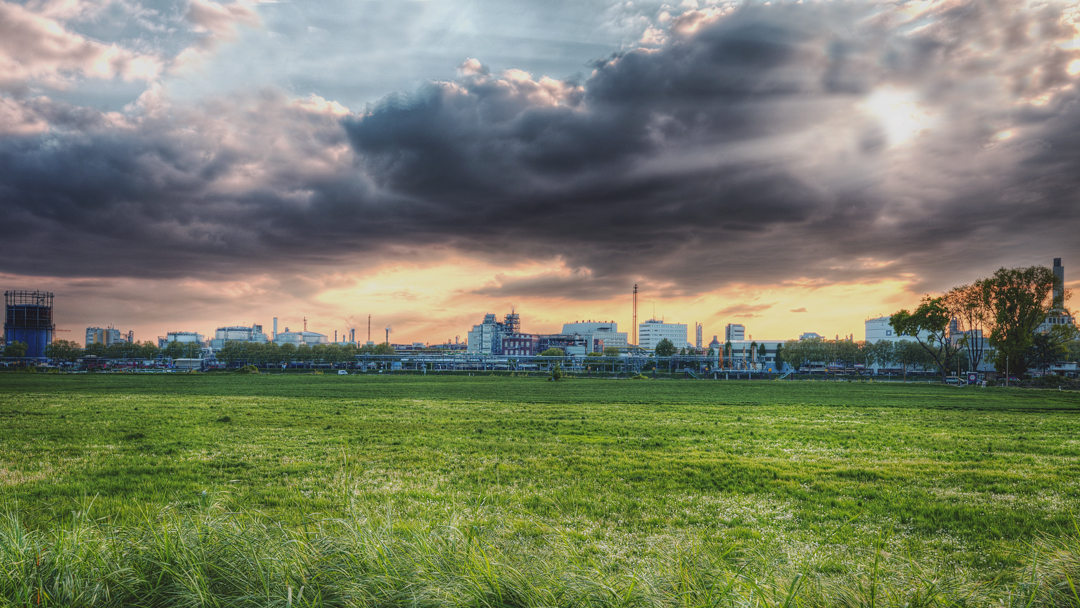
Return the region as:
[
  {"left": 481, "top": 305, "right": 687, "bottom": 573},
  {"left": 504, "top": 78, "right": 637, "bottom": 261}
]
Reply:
[{"left": 4, "top": 291, "right": 55, "bottom": 359}]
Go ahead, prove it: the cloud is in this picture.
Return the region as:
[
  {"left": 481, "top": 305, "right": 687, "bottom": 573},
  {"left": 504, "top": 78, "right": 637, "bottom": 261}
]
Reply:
[
  {"left": 790, "top": 307, "right": 807, "bottom": 313},
  {"left": 1, "top": 0, "right": 1079, "bottom": 301},
  {"left": 715, "top": 303, "right": 776, "bottom": 317},
  {"left": 0, "top": 1, "right": 163, "bottom": 90}
]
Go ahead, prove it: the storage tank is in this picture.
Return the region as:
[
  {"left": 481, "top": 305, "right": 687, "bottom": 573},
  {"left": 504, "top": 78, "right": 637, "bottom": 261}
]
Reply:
[{"left": 4, "top": 291, "right": 54, "bottom": 359}]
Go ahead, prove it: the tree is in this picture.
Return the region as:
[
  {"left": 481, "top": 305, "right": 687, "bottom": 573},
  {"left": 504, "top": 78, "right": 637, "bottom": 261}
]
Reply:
[
  {"left": 980, "top": 265, "right": 1067, "bottom": 377},
  {"left": 944, "top": 283, "right": 991, "bottom": 373},
  {"left": 604, "top": 346, "right": 621, "bottom": 357},
  {"left": 654, "top": 338, "right": 676, "bottom": 358},
  {"left": 372, "top": 342, "right": 396, "bottom": 355},
  {"left": 539, "top": 347, "right": 565, "bottom": 357},
  {"left": 1028, "top": 331, "right": 1070, "bottom": 375},
  {"left": 774, "top": 343, "right": 784, "bottom": 369},
  {"left": 3, "top": 341, "right": 28, "bottom": 358},
  {"left": 890, "top": 296, "right": 964, "bottom": 383},
  {"left": 162, "top": 341, "right": 186, "bottom": 360},
  {"left": 1066, "top": 339, "right": 1080, "bottom": 363},
  {"left": 895, "top": 340, "right": 925, "bottom": 380},
  {"left": 781, "top": 339, "right": 807, "bottom": 371},
  {"left": 45, "top": 339, "right": 82, "bottom": 363}
]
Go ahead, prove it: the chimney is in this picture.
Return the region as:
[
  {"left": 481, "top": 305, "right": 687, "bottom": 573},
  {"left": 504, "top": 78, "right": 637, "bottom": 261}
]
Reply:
[
  {"left": 1054, "top": 258, "right": 1065, "bottom": 310},
  {"left": 273, "top": 317, "right": 278, "bottom": 340}
]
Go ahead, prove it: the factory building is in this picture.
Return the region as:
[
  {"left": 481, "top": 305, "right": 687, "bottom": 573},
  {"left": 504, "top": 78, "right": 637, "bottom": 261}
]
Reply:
[
  {"left": 864, "top": 317, "right": 930, "bottom": 343},
  {"left": 638, "top": 319, "right": 690, "bottom": 351},
  {"left": 725, "top": 323, "right": 745, "bottom": 341},
  {"left": 158, "top": 331, "right": 206, "bottom": 348},
  {"left": 1039, "top": 258, "right": 1075, "bottom": 334},
  {"left": 561, "top": 321, "right": 628, "bottom": 351},
  {"left": 86, "top": 327, "right": 133, "bottom": 346},
  {"left": 467, "top": 312, "right": 595, "bottom": 356},
  {"left": 466, "top": 312, "right": 520, "bottom": 354},
  {"left": 209, "top": 324, "right": 267, "bottom": 350},
  {"left": 4, "top": 290, "right": 54, "bottom": 359},
  {"left": 273, "top": 328, "right": 328, "bottom": 346}
]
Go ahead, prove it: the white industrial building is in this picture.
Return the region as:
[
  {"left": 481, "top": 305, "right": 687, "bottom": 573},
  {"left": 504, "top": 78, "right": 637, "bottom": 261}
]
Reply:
[
  {"left": 273, "top": 328, "right": 328, "bottom": 346},
  {"left": 467, "top": 313, "right": 506, "bottom": 354},
  {"left": 158, "top": 331, "right": 205, "bottom": 348},
  {"left": 561, "top": 321, "right": 628, "bottom": 351},
  {"left": 638, "top": 319, "right": 690, "bottom": 351},
  {"left": 209, "top": 324, "right": 267, "bottom": 350},
  {"left": 864, "top": 316, "right": 930, "bottom": 343},
  {"left": 725, "top": 323, "right": 745, "bottom": 341}
]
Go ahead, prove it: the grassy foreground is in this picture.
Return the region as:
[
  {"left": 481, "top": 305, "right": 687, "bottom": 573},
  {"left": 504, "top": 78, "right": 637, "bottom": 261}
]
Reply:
[{"left": 2, "top": 374, "right": 1080, "bottom": 606}]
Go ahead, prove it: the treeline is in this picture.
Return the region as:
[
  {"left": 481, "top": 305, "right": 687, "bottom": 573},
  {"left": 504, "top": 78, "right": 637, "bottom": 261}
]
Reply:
[
  {"left": 215, "top": 341, "right": 394, "bottom": 365},
  {"left": 37, "top": 339, "right": 398, "bottom": 365},
  {"left": 776, "top": 337, "right": 960, "bottom": 376}
]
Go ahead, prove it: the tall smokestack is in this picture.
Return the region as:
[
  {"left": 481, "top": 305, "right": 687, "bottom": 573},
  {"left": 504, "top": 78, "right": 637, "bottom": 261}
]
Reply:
[
  {"left": 1054, "top": 258, "right": 1065, "bottom": 310},
  {"left": 273, "top": 317, "right": 278, "bottom": 340}
]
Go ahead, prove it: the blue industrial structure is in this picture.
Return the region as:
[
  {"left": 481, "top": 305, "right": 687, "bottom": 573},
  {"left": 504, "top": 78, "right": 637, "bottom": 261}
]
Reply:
[{"left": 4, "top": 290, "right": 54, "bottom": 359}]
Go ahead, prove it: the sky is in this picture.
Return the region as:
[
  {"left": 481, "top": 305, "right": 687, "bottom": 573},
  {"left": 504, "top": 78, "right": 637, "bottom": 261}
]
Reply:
[{"left": 2, "top": 0, "right": 1079, "bottom": 346}]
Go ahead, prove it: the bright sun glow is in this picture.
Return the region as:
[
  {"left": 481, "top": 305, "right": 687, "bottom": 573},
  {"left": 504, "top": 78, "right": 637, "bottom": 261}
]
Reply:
[{"left": 860, "top": 86, "right": 937, "bottom": 147}]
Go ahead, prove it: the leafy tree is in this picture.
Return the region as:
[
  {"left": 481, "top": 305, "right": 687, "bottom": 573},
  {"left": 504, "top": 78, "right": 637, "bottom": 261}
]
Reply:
[
  {"left": 891, "top": 296, "right": 964, "bottom": 383},
  {"left": 3, "top": 341, "right": 28, "bottom": 358},
  {"left": 781, "top": 339, "right": 806, "bottom": 371},
  {"left": 835, "top": 340, "right": 861, "bottom": 369},
  {"left": 550, "top": 363, "right": 564, "bottom": 381},
  {"left": 944, "top": 283, "right": 991, "bottom": 372},
  {"left": 654, "top": 338, "right": 676, "bottom": 358},
  {"left": 603, "top": 346, "right": 621, "bottom": 357},
  {"left": 279, "top": 343, "right": 297, "bottom": 364},
  {"left": 895, "top": 340, "right": 925, "bottom": 380},
  {"left": 980, "top": 265, "right": 1067, "bottom": 377},
  {"left": 773, "top": 343, "right": 784, "bottom": 369},
  {"left": 539, "top": 347, "right": 565, "bottom": 357},
  {"left": 373, "top": 342, "right": 396, "bottom": 355},
  {"left": 1027, "top": 331, "right": 1070, "bottom": 375},
  {"left": 1066, "top": 339, "right": 1080, "bottom": 362},
  {"left": 45, "top": 339, "right": 82, "bottom": 363},
  {"left": 162, "top": 341, "right": 186, "bottom": 360}
]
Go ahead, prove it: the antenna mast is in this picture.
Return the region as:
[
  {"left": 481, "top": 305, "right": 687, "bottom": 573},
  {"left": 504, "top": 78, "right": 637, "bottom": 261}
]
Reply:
[{"left": 632, "top": 284, "right": 638, "bottom": 346}]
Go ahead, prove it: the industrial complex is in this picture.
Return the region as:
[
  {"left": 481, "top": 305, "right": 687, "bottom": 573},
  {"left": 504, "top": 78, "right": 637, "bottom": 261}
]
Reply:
[{"left": 2, "top": 259, "right": 1076, "bottom": 377}]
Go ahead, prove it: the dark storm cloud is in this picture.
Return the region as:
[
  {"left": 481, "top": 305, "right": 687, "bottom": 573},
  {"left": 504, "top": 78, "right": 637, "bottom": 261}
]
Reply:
[{"left": 1, "top": 0, "right": 1079, "bottom": 294}]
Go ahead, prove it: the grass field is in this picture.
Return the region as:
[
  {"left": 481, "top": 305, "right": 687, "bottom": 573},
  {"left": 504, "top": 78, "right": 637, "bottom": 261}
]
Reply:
[{"left": 2, "top": 373, "right": 1080, "bottom": 606}]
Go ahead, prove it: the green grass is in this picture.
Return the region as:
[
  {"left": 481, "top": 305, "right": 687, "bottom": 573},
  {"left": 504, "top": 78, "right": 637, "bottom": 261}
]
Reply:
[{"left": 2, "top": 374, "right": 1080, "bottom": 606}]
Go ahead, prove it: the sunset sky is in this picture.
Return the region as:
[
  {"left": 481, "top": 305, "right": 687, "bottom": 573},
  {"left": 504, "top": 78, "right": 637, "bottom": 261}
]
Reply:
[{"left": 2, "top": 0, "right": 1079, "bottom": 345}]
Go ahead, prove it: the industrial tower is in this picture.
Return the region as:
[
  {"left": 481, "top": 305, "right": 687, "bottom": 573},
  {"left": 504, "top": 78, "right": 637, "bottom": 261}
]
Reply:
[{"left": 632, "top": 284, "right": 638, "bottom": 346}]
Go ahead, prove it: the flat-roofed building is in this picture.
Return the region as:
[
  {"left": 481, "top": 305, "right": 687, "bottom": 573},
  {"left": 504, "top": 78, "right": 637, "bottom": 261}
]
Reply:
[
  {"left": 561, "top": 321, "right": 627, "bottom": 351},
  {"left": 725, "top": 323, "right": 745, "bottom": 341},
  {"left": 638, "top": 319, "right": 689, "bottom": 351}
]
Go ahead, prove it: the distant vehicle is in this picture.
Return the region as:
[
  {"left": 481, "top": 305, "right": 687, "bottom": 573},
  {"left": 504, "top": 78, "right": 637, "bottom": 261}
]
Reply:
[
  {"left": 945, "top": 376, "right": 962, "bottom": 385},
  {"left": 338, "top": 370, "right": 348, "bottom": 375}
]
